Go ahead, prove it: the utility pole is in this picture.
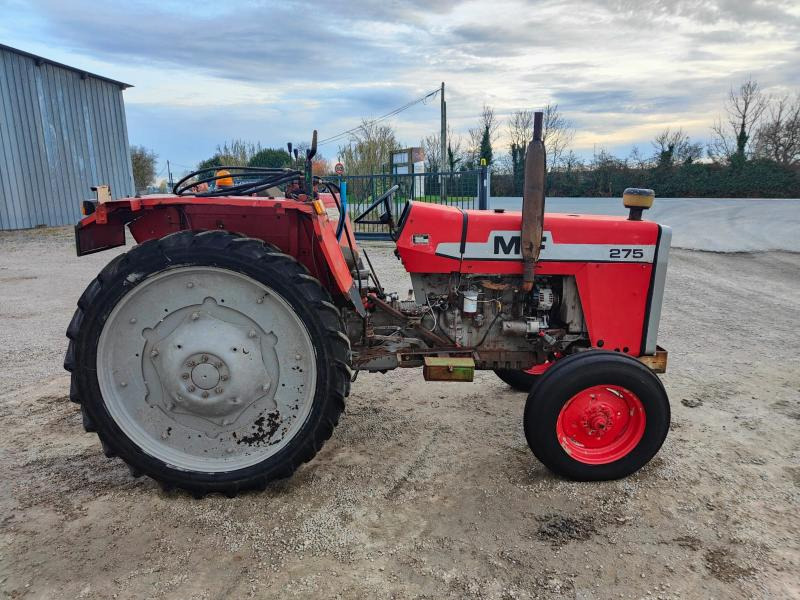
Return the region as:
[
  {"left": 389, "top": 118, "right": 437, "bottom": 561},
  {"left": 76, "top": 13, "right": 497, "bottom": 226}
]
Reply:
[
  {"left": 167, "top": 160, "right": 173, "bottom": 189},
  {"left": 440, "top": 81, "right": 446, "bottom": 202}
]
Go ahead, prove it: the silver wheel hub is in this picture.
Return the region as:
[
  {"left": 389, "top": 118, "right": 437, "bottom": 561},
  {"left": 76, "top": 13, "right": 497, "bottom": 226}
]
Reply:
[
  {"left": 97, "top": 266, "right": 317, "bottom": 473},
  {"left": 147, "top": 305, "right": 274, "bottom": 424}
]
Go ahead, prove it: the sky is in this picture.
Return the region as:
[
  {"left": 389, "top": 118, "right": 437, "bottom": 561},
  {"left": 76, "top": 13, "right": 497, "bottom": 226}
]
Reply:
[{"left": 2, "top": 0, "right": 799, "bottom": 179}]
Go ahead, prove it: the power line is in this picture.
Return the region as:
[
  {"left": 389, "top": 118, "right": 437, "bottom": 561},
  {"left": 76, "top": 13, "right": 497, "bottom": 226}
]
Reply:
[{"left": 317, "top": 87, "right": 441, "bottom": 147}]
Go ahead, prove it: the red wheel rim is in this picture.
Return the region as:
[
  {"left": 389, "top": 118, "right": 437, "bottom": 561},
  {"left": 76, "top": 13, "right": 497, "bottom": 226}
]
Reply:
[{"left": 555, "top": 385, "right": 646, "bottom": 464}]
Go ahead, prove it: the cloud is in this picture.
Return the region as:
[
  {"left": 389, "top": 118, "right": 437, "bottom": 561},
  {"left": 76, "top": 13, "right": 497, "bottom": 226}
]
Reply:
[{"left": 4, "top": 0, "right": 798, "bottom": 173}]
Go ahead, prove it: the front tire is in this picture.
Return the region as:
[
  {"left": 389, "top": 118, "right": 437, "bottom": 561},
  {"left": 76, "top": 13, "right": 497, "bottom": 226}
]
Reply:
[
  {"left": 494, "top": 368, "right": 540, "bottom": 392},
  {"left": 65, "top": 231, "right": 351, "bottom": 497},
  {"left": 523, "top": 351, "right": 669, "bottom": 481}
]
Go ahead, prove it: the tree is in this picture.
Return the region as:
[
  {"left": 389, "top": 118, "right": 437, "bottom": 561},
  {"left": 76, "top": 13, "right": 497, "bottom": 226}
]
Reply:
[
  {"left": 507, "top": 109, "right": 533, "bottom": 192},
  {"left": 709, "top": 78, "right": 768, "bottom": 166},
  {"left": 465, "top": 104, "right": 500, "bottom": 168},
  {"left": 422, "top": 125, "right": 462, "bottom": 172},
  {"left": 447, "top": 139, "right": 462, "bottom": 171},
  {"left": 248, "top": 148, "right": 292, "bottom": 168},
  {"left": 197, "top": 154, "right": 224, "bottom": 171},
  {"left": 479, "top": 126, "right": 493, "bottom": 165},
  {"left": 311, "top": 155, "right": 331, "bottom": 176},
  {"left": 651, "top": 128, "right": 703, "bottom": 167},
  {"left": 628, "top": 146, "right": 650, "bottom": 170},
  {"left": 130, "top": 145, "right": 157, "bottom": 193},
  {"left": 198, "top": 140, "right": 263, "bottom": 170},
  {"left": 754, "top": 94, "right": 800, "bottom": 166},
  {"left": 338, "top": 120, "right": 398, "bottom": 175},
  {"left": 541, "top": 104, "right": 575, "bottom": 170}
]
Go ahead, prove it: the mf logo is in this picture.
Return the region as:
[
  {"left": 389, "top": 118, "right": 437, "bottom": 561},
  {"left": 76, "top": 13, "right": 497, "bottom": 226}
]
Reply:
[
  {"left": 492, "top": 233, "right": 547, "bottom": 256},
  {"left": 493, "top": 234, "right": 520, "bottom": 255}
]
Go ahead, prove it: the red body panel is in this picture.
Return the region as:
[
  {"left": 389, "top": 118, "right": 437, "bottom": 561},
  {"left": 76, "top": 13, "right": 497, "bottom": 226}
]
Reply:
[
  {"left": 396, "top": 202, "right": 660, "bottom": 355},
  {"left": 75, "top": 194, "right": 357, "bottom": 302}
]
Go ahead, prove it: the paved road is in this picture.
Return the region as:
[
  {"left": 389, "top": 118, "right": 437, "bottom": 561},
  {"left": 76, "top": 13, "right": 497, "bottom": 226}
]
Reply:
[{"left": 489, "top": 197, "right": 800, "bottom": 252}]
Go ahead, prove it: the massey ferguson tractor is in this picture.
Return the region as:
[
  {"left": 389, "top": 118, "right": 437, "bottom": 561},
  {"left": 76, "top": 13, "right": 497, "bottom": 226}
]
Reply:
[{"left": 65, "top": 112, "right": 671, "bottom": 497}]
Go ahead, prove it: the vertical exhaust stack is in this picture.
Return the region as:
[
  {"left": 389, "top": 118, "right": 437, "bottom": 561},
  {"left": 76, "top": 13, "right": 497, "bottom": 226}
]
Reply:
[{"left": 520, "top": 111, "right": 546, "bottom": 292}]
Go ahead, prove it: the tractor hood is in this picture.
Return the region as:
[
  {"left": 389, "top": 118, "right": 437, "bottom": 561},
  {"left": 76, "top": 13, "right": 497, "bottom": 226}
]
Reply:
[{"left": 395, "top": 201, "right": 662, "bottom": 275}]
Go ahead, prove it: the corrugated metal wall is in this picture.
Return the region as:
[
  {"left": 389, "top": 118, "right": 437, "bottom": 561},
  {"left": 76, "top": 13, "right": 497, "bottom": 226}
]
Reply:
[{"left": 0, "top": 47, "right": 134, "bottom": 230}]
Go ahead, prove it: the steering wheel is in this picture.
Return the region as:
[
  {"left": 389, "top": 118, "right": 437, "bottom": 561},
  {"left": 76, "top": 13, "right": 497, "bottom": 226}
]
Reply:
[{"left": 353, "top": 185, "right": 399, "bottom": 233}]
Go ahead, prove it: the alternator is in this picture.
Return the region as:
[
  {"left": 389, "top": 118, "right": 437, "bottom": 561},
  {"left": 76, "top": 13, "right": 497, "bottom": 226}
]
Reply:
[{"left": 536, "top": 287, "right": 555, "bottom": 310}]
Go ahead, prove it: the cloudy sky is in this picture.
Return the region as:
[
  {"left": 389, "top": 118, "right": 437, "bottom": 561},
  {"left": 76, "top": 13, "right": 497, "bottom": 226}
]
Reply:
[{"left": 3, "top": 0, "right": 799, "bottom": 177}]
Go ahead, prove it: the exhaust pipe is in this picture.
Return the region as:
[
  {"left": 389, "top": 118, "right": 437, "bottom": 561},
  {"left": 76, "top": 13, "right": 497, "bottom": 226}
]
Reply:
[{"left": 520, "top": 111, "right": 546, "bottom": 292}]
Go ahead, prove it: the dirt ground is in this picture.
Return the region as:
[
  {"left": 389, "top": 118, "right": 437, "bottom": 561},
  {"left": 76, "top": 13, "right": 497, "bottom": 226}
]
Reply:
[{"left": 1, "top": 227, "right": 798, "bottom": 600}]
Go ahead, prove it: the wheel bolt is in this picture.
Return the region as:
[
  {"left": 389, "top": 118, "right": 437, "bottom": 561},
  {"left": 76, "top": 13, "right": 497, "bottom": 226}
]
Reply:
[
  {"left": 181, "top": 373, "right": 190, "bottom": 380},
  {"left": 150, "top": 349, "right": 159, "bottom": 358},
  {"left": 187, "top": 282, "right": 194, "bottom": 288},
  {"left": 256, "top": 297, "right": 264, "bottom": 304},
  {"left": 187, "top": 385, "right": 195, "bottom": 392},
  {"left": 191, "top": 312, "right": 199, "bottom": 321},
  {"left": 221, "top": 374, "right": 229, "bottom": 381},
  {"left": 295, "top": 354, "right": 302, "bottom": 360},
  {"left": 186, "top": 360, "right": 196, "bottom": 368},
  {"left": 129, "top": 317, "right": 137, "bottom": 324},
  {"left": 248, "top": 330, "right": 256, "bottom": 338},
  {"left": 201, "top": 355, "right": 208, "bottom": 362},
  {"left": 215, "top": 362, "right": 223, "bottom": 368},
  {"left": 201, "top": 391, "right": 209, "bottom": 398},
  {"left": 262, "top": 383, "right": 270, "bottom": 392},
  {"left": 120, "top": 381, "right": 127, "bottom": 388},
  {"left": 215, "top": 386, "right": 224, "bottom": 394}
]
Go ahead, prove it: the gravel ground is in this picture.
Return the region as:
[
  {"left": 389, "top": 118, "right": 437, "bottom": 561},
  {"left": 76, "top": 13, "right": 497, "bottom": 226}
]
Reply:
[{"left": 1, "top": 227, "right": 798, "bottom": 599}]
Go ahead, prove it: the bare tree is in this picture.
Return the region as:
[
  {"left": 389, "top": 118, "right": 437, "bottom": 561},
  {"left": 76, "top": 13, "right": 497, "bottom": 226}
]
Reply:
[
  {"left": 507, "top": 105, "right": 574, "bottom": 171},
  {"left": 753, "top": 94, "right": 800, "bottom": 166},
  {"left": 651, "top": 128, "right": 703, "bottom": 166},
  {"left": 338, "top": 120, "right": 399, "bottom": 175},
  {"left": 708, "top": 78, "right": 768, "bottom": 164},
  {"left": 422, "top": 125, "right": 462, "bottom": 172},
  {"left": 214, "top": 139, "right": 263, "bottom": 166},
  {"left": 130, "top": 145, "right": 158, "bottom": 192},
  {"left": 422, "top": 133, "right": 442, "bottom": 172},
  {"left": 628, "top": 146, "right": 650, "bottom": 170},
  {"left": 541, "top": 104, "right": 575, "bottom": 170},
  {"left": 465, "top": 104, "right": 501, "bottom": 167},
  {"left": 507, "top": 109, "right": 534, "bottom": 152}
]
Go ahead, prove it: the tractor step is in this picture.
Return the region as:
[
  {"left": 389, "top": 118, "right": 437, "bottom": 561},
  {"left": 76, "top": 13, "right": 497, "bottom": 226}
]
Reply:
[{"left": 423, "top": 357, "right": 475, "bottom": 382}]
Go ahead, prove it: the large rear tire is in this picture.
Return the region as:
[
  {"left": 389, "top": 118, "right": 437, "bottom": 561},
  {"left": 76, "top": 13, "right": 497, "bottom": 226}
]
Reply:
[
  {"left": 65, "top": 230, "right": 351, "bottom": 497},
  {"left": 523, "top": 351, "right": 669, "bottom": 481},
  {"left": 494, "top": 368, "right": 540, "bottom": 392}
]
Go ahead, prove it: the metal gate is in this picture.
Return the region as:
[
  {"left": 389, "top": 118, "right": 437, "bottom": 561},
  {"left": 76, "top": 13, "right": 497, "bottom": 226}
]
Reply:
[{"left": 336, "top": 169, "right": 487, "bottom": 239}]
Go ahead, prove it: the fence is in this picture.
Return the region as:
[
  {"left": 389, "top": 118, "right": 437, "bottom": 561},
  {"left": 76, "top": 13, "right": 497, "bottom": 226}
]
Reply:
[{"left": 336, "top": 168, "right": 489, "bottom": 239}]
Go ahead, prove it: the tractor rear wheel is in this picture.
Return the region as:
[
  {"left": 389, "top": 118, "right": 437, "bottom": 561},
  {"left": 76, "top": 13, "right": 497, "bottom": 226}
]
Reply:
[
  {"left": 65, "top": 230, "right": 351, "bottom": 497},
  {"left": 523, "top": 351, "right": 669, "bottom": 481},
  {"left": 493, "top": 369, "right": 540, "bottom": 392}
]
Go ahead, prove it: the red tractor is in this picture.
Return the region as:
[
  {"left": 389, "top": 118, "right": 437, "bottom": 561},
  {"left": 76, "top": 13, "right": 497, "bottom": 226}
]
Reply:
[{"left": 66, "top": 113, "right": 671, "bottom": 497}]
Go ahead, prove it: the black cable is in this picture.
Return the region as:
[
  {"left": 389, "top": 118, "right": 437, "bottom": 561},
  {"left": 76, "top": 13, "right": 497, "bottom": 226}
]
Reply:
[
  {"left": 473, "top": 309, "right": 502, "bottom": 349},
  {"left": 317, "top": 87, "right": 441, "bottom": 146},
  {"left": 173, "top": 166, "right": 302, "bottom": 196}
]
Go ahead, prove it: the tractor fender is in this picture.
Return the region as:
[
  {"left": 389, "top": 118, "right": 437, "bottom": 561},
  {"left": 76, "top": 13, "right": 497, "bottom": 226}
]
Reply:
[{"left": 74, "top": 196, "right": 365, "bottom": 316}]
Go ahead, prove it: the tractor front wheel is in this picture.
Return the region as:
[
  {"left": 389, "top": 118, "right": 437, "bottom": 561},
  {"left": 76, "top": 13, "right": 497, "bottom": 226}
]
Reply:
[
  {"left": 65, "top": 231, "right": 351, "bottom": 497},
  {"left": 523, "top": 351, "right": 669, "bottom": 481},
  {"left": 494, "top": 368, "right": 540, "bottom": 392}
]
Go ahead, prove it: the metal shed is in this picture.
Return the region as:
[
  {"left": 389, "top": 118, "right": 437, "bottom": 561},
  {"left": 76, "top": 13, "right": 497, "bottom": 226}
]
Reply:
[{"left": 0, "top": 44, "right": 135, "bottom": 230}]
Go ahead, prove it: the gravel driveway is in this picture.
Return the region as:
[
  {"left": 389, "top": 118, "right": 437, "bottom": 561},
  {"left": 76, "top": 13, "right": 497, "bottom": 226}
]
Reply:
[{"left": 1, "top": 227, "right": 798, "bottom": 599}]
